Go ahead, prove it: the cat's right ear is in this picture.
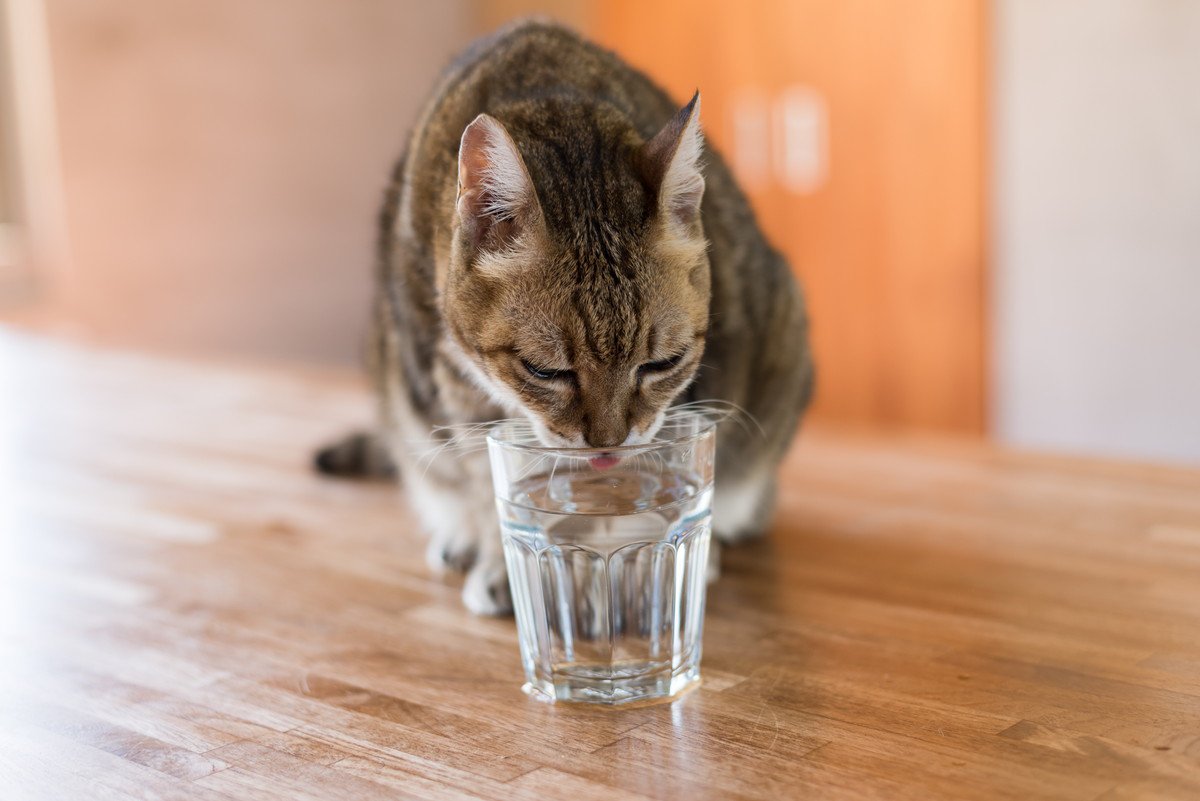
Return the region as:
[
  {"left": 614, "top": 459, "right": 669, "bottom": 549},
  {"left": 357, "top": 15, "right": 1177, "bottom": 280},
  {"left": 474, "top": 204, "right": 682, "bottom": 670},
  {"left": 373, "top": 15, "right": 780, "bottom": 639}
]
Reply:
[
  {"left": 640, "top": 91, "right": 705, "bottom": 229},
  {"left": 456, "top": 114, "right": 540, "bottom": 255}
]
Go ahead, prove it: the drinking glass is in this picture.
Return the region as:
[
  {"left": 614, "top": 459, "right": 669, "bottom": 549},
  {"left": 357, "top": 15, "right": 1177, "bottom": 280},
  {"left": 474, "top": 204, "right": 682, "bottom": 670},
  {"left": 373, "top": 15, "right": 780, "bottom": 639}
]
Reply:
[{"left": 487, "top": 412, "right": 715, "bottom": 705}]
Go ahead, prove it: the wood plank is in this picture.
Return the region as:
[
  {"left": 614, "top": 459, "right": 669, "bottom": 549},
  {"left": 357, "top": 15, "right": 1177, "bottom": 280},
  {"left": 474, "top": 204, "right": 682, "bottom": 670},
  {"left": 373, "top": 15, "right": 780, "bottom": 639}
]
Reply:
[{"left": 2, "top": 330, "right": 1199, "bottom": 799}]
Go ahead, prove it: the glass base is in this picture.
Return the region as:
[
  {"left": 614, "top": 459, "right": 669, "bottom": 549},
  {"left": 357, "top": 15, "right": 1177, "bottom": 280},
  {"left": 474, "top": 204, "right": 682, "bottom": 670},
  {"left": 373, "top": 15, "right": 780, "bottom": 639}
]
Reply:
[{"left": 522, "top": 661, "right": 701, "bottom": 706}]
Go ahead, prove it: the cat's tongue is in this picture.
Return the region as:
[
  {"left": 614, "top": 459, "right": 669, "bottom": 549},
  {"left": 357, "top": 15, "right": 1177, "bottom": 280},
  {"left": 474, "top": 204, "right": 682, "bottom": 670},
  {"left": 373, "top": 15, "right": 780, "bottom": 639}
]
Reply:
[{"left": 589, "top": 454, "right": 620, "bottom": 470}]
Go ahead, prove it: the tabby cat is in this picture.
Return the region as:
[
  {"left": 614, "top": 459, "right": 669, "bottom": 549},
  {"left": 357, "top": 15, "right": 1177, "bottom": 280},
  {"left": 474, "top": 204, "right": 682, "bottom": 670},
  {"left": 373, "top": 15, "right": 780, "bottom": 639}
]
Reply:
[{"left": 316, "top": 20, "right": 814, "bottom": 614}]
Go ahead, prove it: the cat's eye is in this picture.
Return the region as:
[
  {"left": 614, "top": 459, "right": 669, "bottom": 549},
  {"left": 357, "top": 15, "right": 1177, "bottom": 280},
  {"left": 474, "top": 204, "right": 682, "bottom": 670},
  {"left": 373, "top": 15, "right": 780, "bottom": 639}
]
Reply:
[
  {"left": 639, "top": 352, "right": 686, "bottom": 376},
  {"left": 521, "top": 359, "right": 574, "bottom": 382}
]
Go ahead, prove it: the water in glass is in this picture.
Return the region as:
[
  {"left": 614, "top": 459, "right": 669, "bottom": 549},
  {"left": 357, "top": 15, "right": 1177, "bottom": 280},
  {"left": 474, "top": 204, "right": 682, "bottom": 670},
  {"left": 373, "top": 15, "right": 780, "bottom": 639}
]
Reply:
[{"left": 489, "top": 417, "right": 714, "bottom": 705}]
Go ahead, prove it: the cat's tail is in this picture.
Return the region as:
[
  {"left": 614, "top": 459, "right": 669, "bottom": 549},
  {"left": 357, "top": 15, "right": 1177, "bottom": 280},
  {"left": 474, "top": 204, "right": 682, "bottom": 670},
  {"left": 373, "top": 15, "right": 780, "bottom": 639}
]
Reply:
[{"left": 313, "top": 430, "right": 397, "bottom": 480}]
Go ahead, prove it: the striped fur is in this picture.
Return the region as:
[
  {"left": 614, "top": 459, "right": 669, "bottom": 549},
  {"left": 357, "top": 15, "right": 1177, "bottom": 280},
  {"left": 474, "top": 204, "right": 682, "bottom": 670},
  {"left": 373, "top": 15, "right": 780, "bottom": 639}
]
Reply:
[{"left": 316, "top": 20, "right": 814, "bottom": 614}]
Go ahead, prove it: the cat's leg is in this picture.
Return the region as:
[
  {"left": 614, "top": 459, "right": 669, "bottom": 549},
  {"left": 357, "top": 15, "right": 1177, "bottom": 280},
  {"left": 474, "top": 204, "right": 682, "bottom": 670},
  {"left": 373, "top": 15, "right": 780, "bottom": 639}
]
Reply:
[
  {"left": 403, "top": 459, "right": 484, "bottom": 575},
  {"left": 706, "top": 539, "right": 722, "bottom": 583},
  {"left": 402, "top": 449, "right": 511, "bottom": 615},
  {"left": 462, "top": 513, "right": 512, "bottom": 616},
  {"left": 456, "top": 454, "right": 511, "bottom": 615},
  {"left": 707, "top": 474, "right": 776, "bottom": 581},
  {"left": 713, "top": 473, "right": 776, "bottom": 544},
  {"left": 417, "top": 477, "right": 510, "bottom": 615}
]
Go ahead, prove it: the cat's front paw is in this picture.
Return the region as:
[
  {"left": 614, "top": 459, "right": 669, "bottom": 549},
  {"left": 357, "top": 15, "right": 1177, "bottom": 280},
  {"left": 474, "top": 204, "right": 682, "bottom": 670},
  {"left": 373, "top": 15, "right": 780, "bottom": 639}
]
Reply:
[
  {"left": 425, "top": 530, "right": 478, "bottom": 575},
  {"left": 463, "top": 558, "right": 512, "bottom": 616}
]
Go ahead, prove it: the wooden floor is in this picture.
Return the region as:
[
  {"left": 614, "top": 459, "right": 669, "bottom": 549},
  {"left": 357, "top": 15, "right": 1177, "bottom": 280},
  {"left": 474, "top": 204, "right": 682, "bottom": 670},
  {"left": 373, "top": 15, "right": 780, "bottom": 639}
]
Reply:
[{"left": 2, "top": 329, "right": 1199, "bottom": 801}]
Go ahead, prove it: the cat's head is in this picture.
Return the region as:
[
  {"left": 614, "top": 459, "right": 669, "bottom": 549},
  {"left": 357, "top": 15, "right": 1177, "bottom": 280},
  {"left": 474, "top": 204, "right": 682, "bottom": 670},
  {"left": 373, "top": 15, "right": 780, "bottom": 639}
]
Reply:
[{"left": 443, "top": 94, "right": 710, "bottom": 448}]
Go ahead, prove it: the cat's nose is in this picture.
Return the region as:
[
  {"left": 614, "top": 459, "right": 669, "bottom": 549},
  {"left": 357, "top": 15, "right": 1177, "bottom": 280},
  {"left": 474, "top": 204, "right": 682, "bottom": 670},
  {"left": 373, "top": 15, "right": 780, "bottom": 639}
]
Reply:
[{"left": 583, "top": 420, "right": 629, "bottom": 449}]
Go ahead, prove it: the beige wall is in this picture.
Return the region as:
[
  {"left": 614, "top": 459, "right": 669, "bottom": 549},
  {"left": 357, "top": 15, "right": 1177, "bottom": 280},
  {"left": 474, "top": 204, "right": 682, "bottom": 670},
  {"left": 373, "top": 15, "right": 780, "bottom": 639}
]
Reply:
[
  {"left": 41, "top": 0, "right": 472, "bottom": 363},
  {"left": 994, "top": 0, "right": 1200, "bottom": 463},
  {"left": 2, "top": 0, "right": 65, "bottom": 297}
]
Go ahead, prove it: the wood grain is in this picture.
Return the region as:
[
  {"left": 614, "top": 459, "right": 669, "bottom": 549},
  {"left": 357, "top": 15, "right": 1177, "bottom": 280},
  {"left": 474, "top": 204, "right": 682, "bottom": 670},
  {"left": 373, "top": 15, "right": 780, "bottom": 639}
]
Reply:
[{"left": 2, "top": 330, "right": 1199, "bottom": 800}]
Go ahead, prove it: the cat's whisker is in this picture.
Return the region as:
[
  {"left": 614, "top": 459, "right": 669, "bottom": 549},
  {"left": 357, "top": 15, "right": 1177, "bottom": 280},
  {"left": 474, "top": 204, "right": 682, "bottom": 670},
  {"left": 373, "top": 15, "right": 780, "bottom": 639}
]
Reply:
[
  {"left": 666, "top": 398, "right": 765, "bottom": 438},
  {"left": 429, "top": 418, "right": 521, "bottom": 442},
  {"left": 514, "top": 453, "right": 551, "bottom": 483},
  {"left": 408, "top": 417, "right": 538, "bottom": 470},
  {"left": 408, "top": 428, "right": 494, "bottom": 474}
]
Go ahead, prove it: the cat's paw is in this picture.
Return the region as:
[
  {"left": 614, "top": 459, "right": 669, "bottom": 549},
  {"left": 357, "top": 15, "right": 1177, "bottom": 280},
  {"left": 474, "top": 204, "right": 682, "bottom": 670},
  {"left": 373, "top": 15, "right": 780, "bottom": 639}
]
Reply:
[
  {"left": 425, "top": 529, "right": 479, "bottom": 575},
  {"left": 463, "top": 558, "right": 512, "bottom": 616}
]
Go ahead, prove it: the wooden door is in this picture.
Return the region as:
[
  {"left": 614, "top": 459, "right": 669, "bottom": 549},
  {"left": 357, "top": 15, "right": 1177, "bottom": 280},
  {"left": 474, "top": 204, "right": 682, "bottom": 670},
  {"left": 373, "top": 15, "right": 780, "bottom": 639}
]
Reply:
[{"left": 478, "top": 1, "right": 988, "bottom": 433}]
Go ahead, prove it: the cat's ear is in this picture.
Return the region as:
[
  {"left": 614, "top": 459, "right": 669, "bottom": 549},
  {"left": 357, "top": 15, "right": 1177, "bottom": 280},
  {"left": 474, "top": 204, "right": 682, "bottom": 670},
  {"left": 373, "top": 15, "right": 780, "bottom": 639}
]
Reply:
[
  {"left": 640, "top": 91, "right": 705, "bottom": 228},
  {"left": 456, "top": 114, "right": 540, "bottom": 253}
]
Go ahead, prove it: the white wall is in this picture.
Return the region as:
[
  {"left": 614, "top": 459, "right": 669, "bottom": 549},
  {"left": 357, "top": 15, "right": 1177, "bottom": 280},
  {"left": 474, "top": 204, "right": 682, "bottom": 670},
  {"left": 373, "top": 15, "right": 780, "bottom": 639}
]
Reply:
[{"left": 994, "top": 0, "right": 1200, "bottom": 465}]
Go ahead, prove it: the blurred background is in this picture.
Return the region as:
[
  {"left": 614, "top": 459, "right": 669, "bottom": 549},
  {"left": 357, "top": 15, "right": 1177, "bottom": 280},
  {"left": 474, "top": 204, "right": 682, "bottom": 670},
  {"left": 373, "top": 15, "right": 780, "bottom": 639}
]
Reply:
[{"left": 1, "top": 0, "right": 1197, "bottom": 464}]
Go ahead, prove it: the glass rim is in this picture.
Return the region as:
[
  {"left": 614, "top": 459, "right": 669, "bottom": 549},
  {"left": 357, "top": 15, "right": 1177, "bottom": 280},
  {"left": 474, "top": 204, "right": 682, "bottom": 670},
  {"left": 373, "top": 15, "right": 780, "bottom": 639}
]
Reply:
[{"left": 486, "top": 410, "right": 716, "bottom": 457}]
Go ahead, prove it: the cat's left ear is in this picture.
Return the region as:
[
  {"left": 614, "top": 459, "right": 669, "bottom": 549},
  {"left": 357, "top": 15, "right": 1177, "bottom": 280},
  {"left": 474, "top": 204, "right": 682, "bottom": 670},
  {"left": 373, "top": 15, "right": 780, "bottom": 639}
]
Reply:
[
  {"left": 456, "top": 114, "right": 541, "bottom": 254},
  {"left": 640, "top": 91, "right": 705, "bottom": 228}
]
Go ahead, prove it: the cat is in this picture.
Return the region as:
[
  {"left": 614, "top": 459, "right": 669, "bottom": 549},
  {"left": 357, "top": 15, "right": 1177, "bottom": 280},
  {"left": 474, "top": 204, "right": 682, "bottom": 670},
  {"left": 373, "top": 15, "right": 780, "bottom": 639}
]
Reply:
[{"left": 315, "top": 20, "right": 814, "bottom": 615}]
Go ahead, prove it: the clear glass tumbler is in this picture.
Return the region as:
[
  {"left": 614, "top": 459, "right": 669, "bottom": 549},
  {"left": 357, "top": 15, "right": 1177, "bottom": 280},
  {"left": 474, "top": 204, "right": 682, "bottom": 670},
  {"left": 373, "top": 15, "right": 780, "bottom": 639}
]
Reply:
[{"left": 487, "top": 413, "right": 715, "bottom": 705}]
